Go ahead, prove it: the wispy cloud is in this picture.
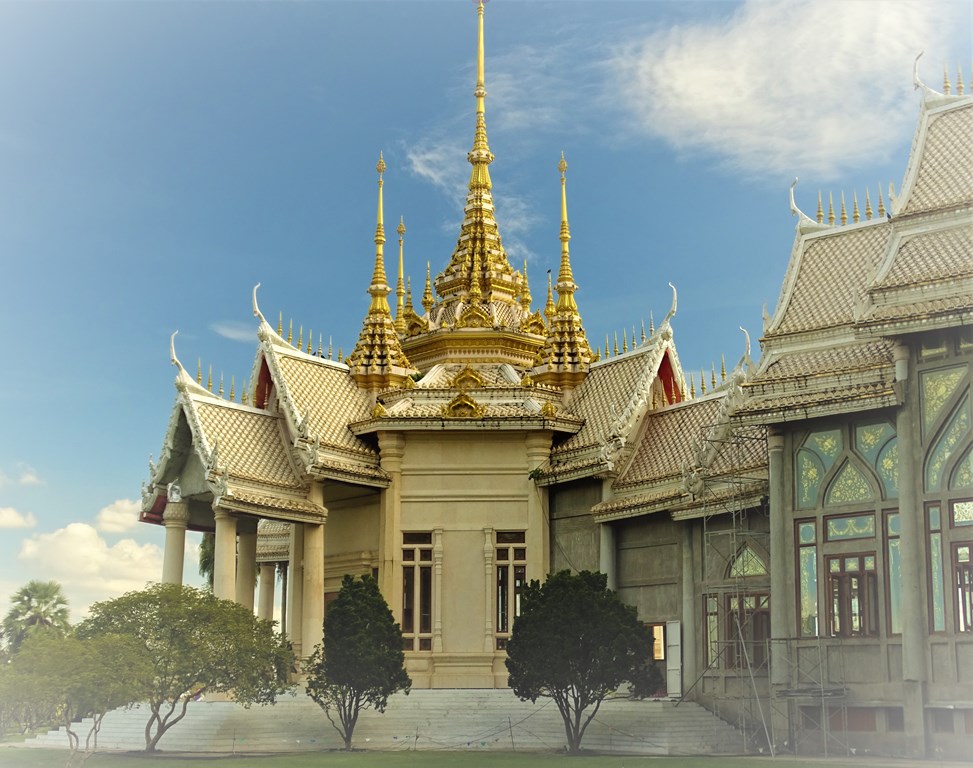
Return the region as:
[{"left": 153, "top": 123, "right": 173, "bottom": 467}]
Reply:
[
  {"left": 0, "top": 463, "right": 43, "bottom": 487},
  {"left": 607, "top": 0, "right": 968, "bottom": 179},
  {"left": 211, "top": 321, "right": 255, "bottom": 343},
  {"left": 0, "top": 507, "right": 36, "bottom": 529},
  {"left": 96, "top": 498, "right": 141, "bottom": 533}
]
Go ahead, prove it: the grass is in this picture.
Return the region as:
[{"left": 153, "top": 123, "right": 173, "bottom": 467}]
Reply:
[{"left": 0, "top": 748, "right": 952, "bottom": 768}]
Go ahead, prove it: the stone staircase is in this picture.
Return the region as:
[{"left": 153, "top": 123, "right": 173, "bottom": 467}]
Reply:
[{"left": 25, "top": 689, "right": 745, "bottom": 755}]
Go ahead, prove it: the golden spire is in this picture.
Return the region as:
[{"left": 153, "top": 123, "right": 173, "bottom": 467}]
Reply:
[
  {"left": 613, "top": 332, "right": 619, "bottom": 356},
  {"left": 242, "top": 378, "right": 249, "bottom": 406},
  {"left": 395, "top": 216, "right": 406, "bottom": 334},
  {"left": 347, "top": 154, "right": 415, "bottom": 394},
  {"left": 878, "top": 186, "right": 886, "bottom": 218},
  {"left": 422, "top": 262, "right": 434, "bottom": 314},
  {"left": 828, "top": 193, "right": 835, "bottom": 225},
  {"left": 649, "top": 312, "right": 655, "bottom": 335},
  {"left": 641, "top": 320, "right": 646, "bottom": 343},
  {"left": 288, "top": 319, "right": 293, "bottom": 345},
  {"left": 544, "top": 272, "right": 555, "bottom": 322},
  {"left": 520, "top": 259, "right": 532, "bottom": 310},
  {"left": 840, "top": 192, "right": 848, "bottom": 226},
  {"left": 277, "top": 312, "right": 283, "bottom": 337},
  {"left": 711, "top": 363, "right": 717, "bottom": 390},
  {"left": 865, "top": 188, "right": 873, "bottom": 220},
  {"left": 622, "top": 328, "right": 628, "bottom": 353},
  {"left": 317, "top": 334, "right": 323, "bottom": 357},
  {"left": 721, "top": 354, "right": 727, "bottom": 383},
  {"left": 957, "top": 65, "right": 965, "bottom": 96},
  {"left": 699, "top": 369, "right": 706, "bottom": 395},
  {"left": 196, "top": 358, "right": 202, "bottom": 385},
  {"left": 852, "top": 191, "right": 860, "bottom": 223},
  {"left": 944, "top": 63, "right": 951, "bottom": 95},
  {"left": 555, "top": 152, "right": 578, "bottom": 313},
  {"left": 229, "top": 376, "right": 236, "bottom": 402},
  {"left": 307, "top": 329, "right": 313, "bottom": 355},
  {"left": 328, "top": 337, "right": 333, "bottom": 360},
  {"left": 207, "top": 365, "right": 213, "bottom": 392},
  {"left": 218, "top": 373, "right": 224, "bottom": 398},
  {"left": 816, "top": 191, "right": 824, "bottom": 224},
  {"left": 297, "top": 325, "right": 303, "bottom": 351},
  {"left": 605, "top": 334, "right": 610, "bottom": 359},
  {"left": 689, "top": 372, "right": 696, "bottom": 399}
]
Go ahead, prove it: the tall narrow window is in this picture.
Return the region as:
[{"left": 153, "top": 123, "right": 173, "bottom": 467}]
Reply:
[
  {"left": 955, "top": 543, "right": 973, "bottom": 632},
  {"left": 402, "top": 532, "right": 433, "bottom": 651},
  {"left": 705, "top": 595, "right": 720, "bottom": 667},
  {"left": 496, "top": 531, "right": 526, "bottom": 650},
  {"left": 886, "top": 512, "right": 902, "bottom": 634},
  {"left": 798, "top": 521, "right": 819, "bottom": 636},
  {"left": 827, "top": 554, "right": 878, "bottom": 637},
  {"left": 929, "top": 506, "right": 946, "bottom": 631},
  {"left": 727, "top": 594, "right": 770, "bottom": 668}
]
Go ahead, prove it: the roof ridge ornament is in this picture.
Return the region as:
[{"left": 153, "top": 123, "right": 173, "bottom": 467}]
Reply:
[{"left": 170, "top": 331, "right": 214, "bottom": 397}]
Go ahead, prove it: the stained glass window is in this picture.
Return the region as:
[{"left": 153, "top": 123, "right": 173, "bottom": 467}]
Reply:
[
  {"left": 951, "top": 446, "right": 973, "bottom": 490},
  {"left": 920, "top": 366, "right": 965, "bottom": 435},
  {"left": 929, "top": 506, "right": 945, "bottom": 632},
  {"left": 878, "top": 439, "right": 899, "bottom": 498},
  {"left": 856, "top": 423, "right": 894, "bottom": 464},
  {"left": 887, "top": 513, "right": 901, "bottom": 634},
  {"left": 953, "top": 501, "right": 973, "bottom": 526},
  {"left": 729, "top": 544, "right": 769, "bottom": 577},
  {"left": 825, "top": 462, "right": 874, "bottom": 506},
  {"left": 826, "top": 514, "right": 875, "bottom": 541},
  {"left": 925, "top": 396, "right": 971, "bottom": 491},
  {"left": 798, "top": 520, "right": 818, "bottom": 637}
]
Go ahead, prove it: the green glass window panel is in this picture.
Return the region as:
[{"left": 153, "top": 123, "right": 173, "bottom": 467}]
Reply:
[
  {"left": 799, "top": 522, "right": 816, "bottom": 544},
  {"left": 856, "top": 423, "right": 894, "bottom": 464},
  {"left": 797, "top": 450, "right": 824, "bottom": 509},
  {"left": 920, "top": 366, "right": 965, "bottom": 436},
  {"left": 830, "top": 559, "right": 842, "bottom": 573},
  {"left": 808, "top": 430, "right": 842, "bottom": 466},
  {"left": 864, "top": 555, "right": 875, "bottom": 571},
  {"left": 878, "top": 438, "right": 899, "bottom": 498},
  {"left": 930, "top": 531, "right": 945, "bottom": 631},
  {"left": 925, "top": 395, "right": 971, "bottom": 491},
  {"left": 958, "top": 545, "right": 971, "bottom": 564},
  {"left": 799, "top": 546, "right": 818, "bottom": 636},
  {"left": 887, "top": 512, "right": 901, "bottom": 536},
  {"left": 825, "top": 462, "right": 874, "bottom": 506},
  {"left": 729, "top": 544, "right": 769, "bottom": 577},
  {"left": 844, "top": 557, "right": 860, "bottom": 571},
  {"left": 827, "top": 513, "right": 876, "bottom": 540},
  {"left": 951, "top": 446, "right": 973, "bottom": 489},
  {"left": 954, "top": 502, "right": 973, "bottom": 526},
  {"left": 888, "top": 538, "right": 902, "bottom": 634},
  {"left": 930, "top": 506, "right": 941, "bottom": 531}
]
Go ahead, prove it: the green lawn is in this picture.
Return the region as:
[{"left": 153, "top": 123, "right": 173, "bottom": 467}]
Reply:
[{"left": 0, "top": 748, "right": 953, "bottom": 768}]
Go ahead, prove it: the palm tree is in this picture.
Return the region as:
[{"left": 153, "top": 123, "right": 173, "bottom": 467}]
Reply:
[
  {"left": 2, "top": 580, "right": 70, "bottom": 653},
  {"left": 199, "top": 532, "right": 215, "bottom": 590}
]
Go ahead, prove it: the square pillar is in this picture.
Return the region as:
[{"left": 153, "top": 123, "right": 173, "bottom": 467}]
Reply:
[{"left": 213, "top": 510, "right": 237, "bottom": 601}]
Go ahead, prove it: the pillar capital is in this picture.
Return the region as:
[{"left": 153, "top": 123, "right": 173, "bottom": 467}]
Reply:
[
  {"left": 767, "top": 427, "right": 785, "bottom": 453},
  {"left": 162, "top": 500, "right": 190, "bottom": 527}
]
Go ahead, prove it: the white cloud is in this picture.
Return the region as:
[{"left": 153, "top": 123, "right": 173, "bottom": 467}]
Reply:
[
  {"left": 96, "top": 498, "right": 141, "bottom": 533},
  {"left": 0, "top": 507, "right": 36, "bottom": 529},
  {"left": 211, "top": 321, "right": 255, "bottom": 343},
  {"left": 608, "top": 0, "right": 968, "bottom": 179},
  {"left": 18, "top": 523, "right": 163, "bottom": 621},
  {"left": 406, "top": 138, "right": 469, "bottom": 200},
  {"left": 0, "top": 463, "right": 43, "bottom": 487}
]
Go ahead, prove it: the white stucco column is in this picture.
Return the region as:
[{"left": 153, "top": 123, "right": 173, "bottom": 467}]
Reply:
[
  {"left": 525, "top": 432, "right": 552, "bottom": 581},
  {"left": 213, "top": 510, "right": 237, "bottom": 601},
  {"left": 258, "top": 563, "right": 276, "bottom": 621},
  {"left": 680, "top": 524, "right": 697, "bottom": 690},
  {"left": 236, "top": 525, "right": 257, "bottom": 611},
  {"left": 599, "top": 522, "right": 617, "bottom": 591},
  {"left": 767, "top": 428, "right": 788, "bottom": 686},
  {"left": 287, "top": 524, "right": 304, "bottom": 657},
  {"left": 377, "top": 432, "right": 405, "bottom": 615},
  {"left": 302, "top": 521, "right": 325, "bottom": 657},
  {"left": 161, "top": 488, "right": 190, "bottom": 585}
]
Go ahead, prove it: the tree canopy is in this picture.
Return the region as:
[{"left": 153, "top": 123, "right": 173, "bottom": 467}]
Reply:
[
  {"left": 2, "top": 580, "right": 71, "bottom": 653},
  {"left": 77, "top": 583, "right": 292, "bottom": 751},
  {"left": 305, "top": 575, "right": 411, "bottom": 750},
  {"left": 505, "top": 570, "right": 661, "bottom": 754},
  {"left": 1, "top": 633, "right": 148, "bottom": 765}
]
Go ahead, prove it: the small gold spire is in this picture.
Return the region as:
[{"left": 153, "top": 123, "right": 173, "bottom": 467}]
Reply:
[
  {"left": 338, "top": 346, "right": 343, "bottom": 362},
  {"left": 944, "top": 63, "right": 951, "bottom": 95},
  {"left": 554, "top": 152, "right": 579, "bottom": 315},
  {"left": 422, "top": 262, "right": 434, "bottom": 313},
  {"left": 544, "top": 272, "right": 555, "bottom": 322},
  {"left": 865, "top": 188, "right": 873, "bottom": 220},
  {"left": 278, "top": 311, "right": 283, "bottom": 337},
  {"left": 520, "top": 259, "right": 532, "bottom": 310},
  {"left": 207, "top": 365, "right": 213, "bottom": 392},
  {"left": 197, "top": 358, "right": 202, "bottom": 384},
  {"left": 699, "top": 369, "right": 707, "bottom": 395},
  {"left": 242, "top": 378, "right": 250, "bottom": 406},
  {"left": 307, "top": 329, "right": 313, "bottom": 355},
  {"left": 287, "top": 319, "right": 293, "bottom": 345},
  {"left": 840, "top": 192, "right": 847, "bottom": 226},
  {"left": 622, "top": 328, "right": 628, "bottom": 353},
  {"left": 328, "top": 336, "right": 333, "bottom": 360},
  {"left": 721, "top": 354, "right": 727, "bottom": 382},
  {"left": 218, "top": 373, "right": 224, "bottom": 398},
  {"left": 641, "top": 319, "right": 646, "bottom": 343},
  {"left": 957, "top": 65, "right": 965, "bottom": 96},
  {"left": 816, "top": 191, "right": 824, "bottom": 224},
  {"left": 605, "top": 334, "right": 610, "bottom": 359},
  {"left": 297, "top": 325, "right": 303, "bottom": 351},
  {"left": 711, "top": 363, "right": 717, "bottom": 390},
  {"left": 395, "top": 216, "right": 406, "bottom": 334},
  {"left": 613, "top": 332, "right": 619, "bottom": 356},
  {"left": 649, "top": 312, "right": 655, "bottom": 335},
  {"left": 828, "top": 192, "right": 835, "bottom": 225},
  {"left": 852, "top": 191, "right": 860, "bottom": 223},
  {"left": 690, "top": 372, "right": 696, "bottom": 399},
  {"left": 229, "top": 376, "right": 235, "bottom": 402},
  {"left": 317, "top": 334, "right": 323, "bottom": 357},
  {"left": 878, "top": 186, "right": 887, "bottom": 218}
]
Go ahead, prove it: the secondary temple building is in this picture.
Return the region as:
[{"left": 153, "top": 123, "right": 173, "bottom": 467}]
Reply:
[{"left": 139, "top": 2, "right": 973, "bottom": 759}]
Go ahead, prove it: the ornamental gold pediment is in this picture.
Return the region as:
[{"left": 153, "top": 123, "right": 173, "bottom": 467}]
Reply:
[{"left": 441, "top": 392, "right": 486, "bottom": 418}]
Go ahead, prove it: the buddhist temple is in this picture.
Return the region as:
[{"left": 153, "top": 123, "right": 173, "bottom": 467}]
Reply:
[{"left": 140, "top": 2, "right": 973, "bottom": 758}]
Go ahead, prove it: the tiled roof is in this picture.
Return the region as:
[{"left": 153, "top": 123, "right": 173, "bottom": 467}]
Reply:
[
  {"left": 193, "top": 401, "right": 305, "bottom": 490},
  {"left": 875, "top": 226, "right": 972, "bottom": 290},
  {"left": 257, "top": 519, "right": 291, "bottom": 561},
  {"left": 899, "top": 101, "right": 973, "bottom": 216},
  {"left": 274, "top": 352, "right": 376, "bottom": 456},
  {"left": 749, "top": 340, "right": 894, "bottom": 385},
  {"left": 769, "top": 225, "right": 890, "bottom": 337},
  {"left": 416, "top": 363, "right": 520, "bottom": 388}
]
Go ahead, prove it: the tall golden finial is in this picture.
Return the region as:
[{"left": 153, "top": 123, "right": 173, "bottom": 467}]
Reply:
[
  {"left": 207, "top": 365, "right": 213, "bottom": 392},
  {"left": 405, "top": 277, "right": 415, "bottom": 314},
  {"left": 827, "top": 192, "right": 835, "bottom": 225},
  {"left": 816, "top": 191, "right": 824, "bottom": 224},
  {"left": 544, "top": 272, "right": 555, "bottom": 322},
  {"left": 242, "top": 377, "right": 250, "bottom": 406},
  {"left": 554, "top": 152, "right": 579, "bottom": 314},
  {"left": 957, "top": 65, "right": 965, "bottom": 96},
  {"left": 613, "top": 332, "right": 619, "bottom": 356},
  {"left": 711, "top": 363, "right": 717, "bottom": 390},
  {"left": 840, "top": 192, "right": 847, "bottom": 226},
  {"left": 622, "top": 328, "right": 628, "bottom": 353},
  {"left": 520, "top": 259, "right": 532, "bottom": 310},
  {"left": 852, "top": 191, "right": 860, "bottom": 224},
  {"left": 690, "top": 372, "right": 696, "bottom": 399},
  {"left": 297, "top": 325, "right": 303, "bottom": 351},
  {"left": 878, "top": 186, "right": 887, "bottom": 218},
  {"left": 218, "top": 373, "right": 224, "bottom": 398},
  {"left": 865, "top": 188, "right": 873, "bottom": 220},
  {"left": 699, "top": 369, "right": 706, "bottom": 395},
  {"left": 422, "top": 262, "right": 434, "bottom": 313},
  {"left": 317, "top": 334, "right": 323, "bottom": 357},
  {"left": 338, "top": 346, "right": 343, "bottom": 362},
  {"left": 197, "top": 358, "right": 202, "bottom": 384},
  {"left": 649, "top": 312, "right": 655, "bottom": 335},
  {"left": 641, "top": 319, "right": 646, "bottom": 343},
  {"left": 395, "top": 216, "right": 406, "bottom": 333},
  {"left": 721, "top": 354, "right": 727, "bottom": 383},
  {"left": 605, "top": 334, "right": 610, "bottom": 359},
  {"left": 277, "top": 311, "right": 283, "bottom": 337},
  {"left": 229, "top": 376, "right": 236, "bottom": 403},
  {"left": 944, "top": 63, "right": 951, "bottom": 95},
  {"left": 307, "top": 329, "right": 313, "bottom": 355},
  {"left": 368, "top": 152, "right": 393, "bottom": 316},
  {"left": 328, "top": 336, "right": 333, "bottom": 360},
  {"left": 287, "top": 319, "right": 293, "bottom": 345}
]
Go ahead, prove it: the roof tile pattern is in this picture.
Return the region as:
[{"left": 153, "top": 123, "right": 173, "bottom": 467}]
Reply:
[
  {"left": 194, "top": 402, "right": 305, "bottom": 490},
  {"left": 900, "top": 103, "right": 973, "bottom": 216},
  {"left": 275, "top": 354, "right": 375, "bottom": 455},
  {"left": 878, "top": 226, "right": 973, "bottom": 289},
  {"left": 772, "top": 225, "right": 890, "bottom": 337}
]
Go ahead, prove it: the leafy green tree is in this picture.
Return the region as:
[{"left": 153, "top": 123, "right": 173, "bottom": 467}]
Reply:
[
  {"left": 77, "top": 583, "right": 292, "bottom": 752},
  {"left": 505, "top": 570, "right": 661, "bottom": 754},
  {"left": 1, "top": 633, "right": 148, "bottom": 765},
  {"left": 305, "top": 575, "right": 411, "bottom": 750},
  {"left": 2, "top": 580, "right": 71, "bottom": 653}
]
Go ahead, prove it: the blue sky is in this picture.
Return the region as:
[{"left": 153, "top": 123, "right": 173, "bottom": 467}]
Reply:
[{"left": 1, "top": 0, "right": 969, "bottom": 623}]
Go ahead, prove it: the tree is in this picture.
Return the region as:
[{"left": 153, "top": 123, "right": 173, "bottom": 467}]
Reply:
[
  {"left": 198, "top": 532, "right": 215, "bottom": 590},
  {"left": 305, "top": 575, "right": 411, "bottom": 750},
  {"left": 505, "top": 570, "right": 662, "bottom": 754},
  {"left": 76, "top": 583, "right": 292, "bottom": 752},
  {"left": 2, "top": 580, "right": 71, "bottom": 653},
  {"left": 1, "top": 633, "right": 148, "bottom": 766}
]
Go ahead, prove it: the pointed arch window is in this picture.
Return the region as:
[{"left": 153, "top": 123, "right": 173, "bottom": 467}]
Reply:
[{"left": 728, "top": 543, "right": 769, "bottom": 578}]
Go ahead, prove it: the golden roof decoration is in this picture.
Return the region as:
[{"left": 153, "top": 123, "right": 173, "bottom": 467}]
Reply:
[
  {"left": 451, "top": 365, "right": 487, "bottom": 392},
  {"left": 441, "top": 391, "right": 487, "bottom": 419}
]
